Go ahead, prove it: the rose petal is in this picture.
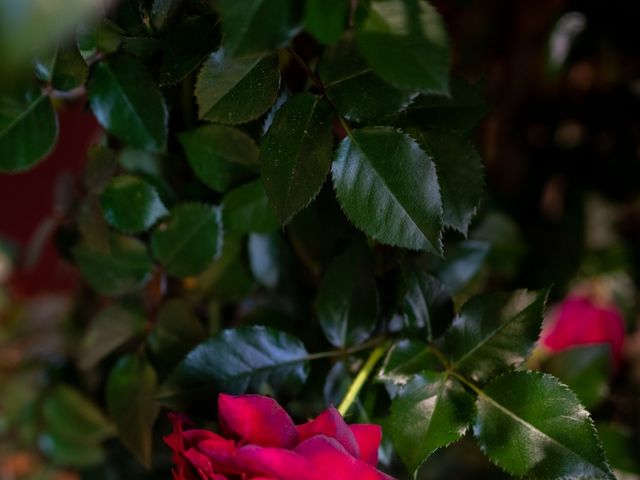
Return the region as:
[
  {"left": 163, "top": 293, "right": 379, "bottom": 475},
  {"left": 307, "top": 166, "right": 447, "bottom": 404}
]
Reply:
[
  {"left": 218, "top": 394, "right": 299, "bottom": 448},
  {"left": 350, "top": 424, "right": 382, "bottom": 466},
  {"left": 296, "top": 407, "right": 360, "bottom": 458},
  {"left": 295, "top": 435, "right": 396, "bottom": 480},
  {"left": 233, "top": 445, "right": 320, "bottom": 480},
  {"left": 184, "top": 448, "right": 220, "bottom": 480},
  {"left": 197, "top": 438, "right": 238, "bottom": 475}
]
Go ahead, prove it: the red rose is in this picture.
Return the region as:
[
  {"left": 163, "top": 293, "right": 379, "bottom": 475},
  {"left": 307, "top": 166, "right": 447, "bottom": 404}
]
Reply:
[
  {"left": 541, "top": 294, "right": 625, "bottom": 366},
  {"left": 164, "top": 394, "right": 396, "bottom": 480}
]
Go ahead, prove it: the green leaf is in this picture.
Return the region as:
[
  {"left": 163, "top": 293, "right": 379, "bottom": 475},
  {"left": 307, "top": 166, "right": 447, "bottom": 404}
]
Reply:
[
  {"left": 418, "top": 130, "right": 484, "bottom": 235},
  {"left": 304, "top": 0, "right": 349, "bottom": 44},
  {"left": 106, "top": 355, "right": 159, "bottom": 468},
  {"left": 151, "top": 203, "right": 222, "bottom": 277},
  {"left": 222, "top": 179, "right": 279, "bottom": 234},
  {"left": 42, "top": 385, "right": 114, "bottom": 446},
  {"left": 473, "top": 371, "right": 614, "bottom": 479},
  {"left": 0, "top": 86, "right": 58, "bottom": 172},
  {"left": 407, "top": 78, "right": 487, "bottom": 131},
  {"left": 332, "top": 127, "right": 443, "bottom": 253},
  {"left": 355, "top": 0, "right": 450, "bottom": 93},
  {"left": 400, "top": 269, "right": 453, "bottom": 340},
  {"left": 261, "top": 93, "right": 334, "bottom": 223},
  {"left": 147, "top": 299, "right": 206, "bottom": 371},
  {"left": 545, "top": 344, "right": 612, "bottom": 409},
  {"left": 78, "top": 304, "right": 147, "bottom": 371},
  {"left": 318, "top": 35, "right": 415, "bottom": 123},
  {"left": 100, "top": 175, "right": 168, "bottom": 233},
  {"left": 217, "top": 0, "right": 302, "bottom": 57},
  {"left": 377, "top": 339, "right": 441, "bottom": 397},
  {"left": 248, "top": 232, "right": 281, "bottom": 288},
  {"left": 390, "top": 372, "right": 474, "bottom": 476},
  {"left": 196, "top": 49, "right": 280, "bottom": 124},
  {"left": 597, "top": 422, "right": 640, "bottom": 475},
  {"left": 88, "top": 55, "right": 167, "bottom": 152},
  {"left": 432, "top": 239, "right": 490, "bottom": 294},
  {"left": 159, "top": 15, "right": 220, "bottom": 86},
  {"left": 152, "top": 0, "right": 185, "bottom": 30},
  {"left": 74, "top": 233, "right": 153, "bottom": 296},
  {"left": 178, "top": 125, "right": 258, "bottom": 193},
  {"left": 443, "top": 289, "right": 549, "bottom": 382},
  {"left": 161, "top": 326, "right": 310, "bottom": 408},
  {"left": 316, "top": 243, "right": 378, "bottom": 348},
  {"left": 53, "top": 45, "right": 89, "bottom": 91},
  {"left": 39, "top": 432, "right": 105, "bottom": 468}
]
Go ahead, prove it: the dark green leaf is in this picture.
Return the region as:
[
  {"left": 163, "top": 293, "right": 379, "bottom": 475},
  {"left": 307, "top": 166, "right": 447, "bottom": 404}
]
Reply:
[
  {"left": 316, "top": 243, "right": 378, "bottom": 348},
  {"left": 377, "top": 339, "right": 441, "bottom": 397},
  {"left": 74, "top": 233, "right": 153, "bottom": 296},
  {"left": 407, "top": 78, "right": 487, "bottom": 131},
  {"left": 432, "top": 239, "right": 490, "bottom": 293},
  {"left": 332, "top": 127, "right": 443, "bottom": 253},
  {"left": 83, "top": 145, "right": 118, "bottom": 194},
  {"left": 318, "top": 35, "right": 415, "bottom": 123},
  {"left": 545, "top": 344, "right": 612, "bottom": 409},
  {"left": 100, "top": 175, "right": 167, "bottom": 233},
  {"left": 418, "top": 130, "right": 484, "bottom": 235},
  {"left": 151, "top": 203, "right": 222, "bottom": 277},
  {"left": 51, "top": 45, "right": 89, "bottom": 91},
  {"left": 42, "top": 385, "right": 114, "bottom": 446},
  {"left": 474, "top": 371, "right": 614, "bottom": 479},
  {"left": 304, "top": 0, "right": 349, "bottom": 44},
  {"left": 222, "top": 179, "right": 279, "bottom": 234},
  {"left": 261, "top": 93, "right": 334, "bottom": 223},
  {"left": 77, "top": 22, "right": 123, "bottom": 60},
  {"left": 217, "top": 0, "right": 302, "bottom": 57},
  {"left": 391, "top": 372, "right": 474, "bottom": 476},
  {"left": 400, "top": 269, "right": 453, "bottom": 340},
  {"left": 148, "top": 299, "right": 206, "bottom": 370},
  {"left": 323, "top": 361, "right": 351, "bottom": 407},
  {"left": 78, "top": 304, "right": 147, "bottom": 370},
  {"left": 355, "top": 0, "right": 450, "bottom": 93},
  {"left": 178, "top": 125, "right": 258, "bottom": 193},
  {"left": 88, "top": 55, "right": 167, "bottom": 152},
  {"left": 106, "top": 355, "right": 159, "bottom": 468},
  {"left": 196, "top": 49, "right": 280, "bottom": 124},
  {"left": 159, "top": 15, "right": 220, "bottom": 86},
  {"left": 161, "top": 326, "right": 310, "bottom": 407},
  {"left": 248, "top": 232, "right": 281, "bottom": 288},
  {"left": 0, "top": 86, "right": 58, "bottom": 172},
  {"left": 152, "top": 0, "right": 185, "bottom": 30},
  {"left": 39, "top": 432, "right": 105, "bottom": 468},
  {"left": 443, "top": 289, "right": 549, "bottom": 382},
  {"left": 597, "top": 422, "right": 640, "bottom": 475}
]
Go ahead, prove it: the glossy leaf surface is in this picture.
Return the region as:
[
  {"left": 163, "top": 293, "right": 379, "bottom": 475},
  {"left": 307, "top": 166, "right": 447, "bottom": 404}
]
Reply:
[
  {"left": 261, "top": 93, "right": 334, "bottom": 223},
  {"left": 196, "top": 49, "right": 280, "bottom": 124},
  {"left": 0, "top": 87, "right": 58, "bottom": 172},
  {"left": 355, "top": 0, "right": 450, "bottom": 93},
  {"left": 88, "top": 55, "right": 167, "bottom": 152},
  {"left": 443, "top": 289, "right": 549, "bottom": 382},
  {"left": 474, "top": 371, "right": 614, "bottom": 479},
  {"left": 332, "top": 127, "right": 443, "bottom": 253},
  {"left": 391, "top": 372, "right": 474, "bottom": 475},
  {"left": 100, "top": 175, "right": 167, "bottom": 233},
  {"left": 151, "top": 203, "right": 222, "bottom": 277},
  {"left": 162, "top": 326, "right": 310, "bottom": 407}
]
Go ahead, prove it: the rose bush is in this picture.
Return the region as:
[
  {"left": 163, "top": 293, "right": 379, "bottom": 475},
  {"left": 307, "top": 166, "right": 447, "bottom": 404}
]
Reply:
[{"left": 165, "top": 394, "right": 394, "bottom": 480}]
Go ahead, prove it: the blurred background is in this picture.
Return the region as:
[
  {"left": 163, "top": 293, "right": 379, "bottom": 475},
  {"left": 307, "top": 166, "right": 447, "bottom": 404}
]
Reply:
[{"left": 1, "top": 0, "right": 640, "bottom": 478}]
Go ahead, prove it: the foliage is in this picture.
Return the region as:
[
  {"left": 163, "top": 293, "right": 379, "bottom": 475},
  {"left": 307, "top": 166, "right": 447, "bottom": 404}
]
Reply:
[{"left": 0, "top": 1, "right": 635, "bottom": 479}]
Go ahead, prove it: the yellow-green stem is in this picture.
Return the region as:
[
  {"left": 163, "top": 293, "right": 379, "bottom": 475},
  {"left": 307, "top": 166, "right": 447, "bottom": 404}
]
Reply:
[{"left": 337, "top": 341, "right": 390, "bottom": 416}]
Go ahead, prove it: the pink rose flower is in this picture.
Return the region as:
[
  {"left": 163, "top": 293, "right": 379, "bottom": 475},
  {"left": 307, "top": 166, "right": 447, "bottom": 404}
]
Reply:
[
  {"left": 165, "top": 394, "right": 396, "bottom": 480},
  {"left": 541, "top": 294, "right": 625, "bottom": 366}
]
